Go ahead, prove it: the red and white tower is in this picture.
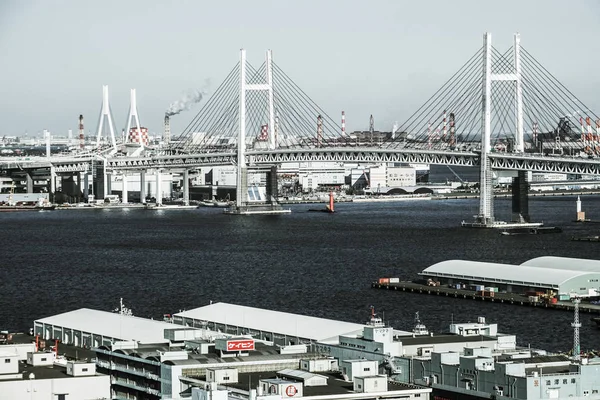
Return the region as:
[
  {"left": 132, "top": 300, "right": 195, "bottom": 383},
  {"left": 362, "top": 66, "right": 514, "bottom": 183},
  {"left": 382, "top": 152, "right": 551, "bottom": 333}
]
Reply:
[
  {"left": 317, "top": 115, "right": 323, "bottom": 147},
  {"left": 78, "top": 114, "right": 85, "bottom": 150},
  {"left": 341, "top": 111, "right": 346, "bottom": 136},
  {"left": 442, "top": 110, "right": 447, "bottom": 141}
]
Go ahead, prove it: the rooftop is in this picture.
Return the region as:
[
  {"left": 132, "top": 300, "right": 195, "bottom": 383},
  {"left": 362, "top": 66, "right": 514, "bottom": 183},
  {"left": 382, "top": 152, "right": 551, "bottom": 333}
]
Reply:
[
  {"left": 35, "top": 308, "right": 183, "bottom": 344},
  {"left": 196, "top": 371, "right": 427, "bottom": 397},
  {"left": 102, "top": 341, "right": 315, "bottom": 366},
  {"left": 421, "top": 260, "right": 600, "bottom": 288},
  {"left": 397, "top": 334, "right": 497, "bottom": 346},
  {"left": 1, "top": 362, "right": 103, "bottom": 382},
  {"left": 175, "top": 303, "right": 366, "bottom": 342}
]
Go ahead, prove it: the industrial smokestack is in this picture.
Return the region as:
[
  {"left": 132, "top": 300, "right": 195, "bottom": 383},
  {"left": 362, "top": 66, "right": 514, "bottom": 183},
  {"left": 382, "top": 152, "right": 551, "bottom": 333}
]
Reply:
[
  {"left": 442, "top": 110, "right": 447, "bottom": 141},
  {"left": 449, "top": 112, "right": 456, "bottom": 147},
  {"left": 317, "top": 115, "right": 323, "bottom": 148},
  {"left": 427, "top": 121, "right": 432, "bottom": 149},
  {"left": 164, "top": 115, "right": 171, "bottom": 145},
  {"left": 369, "top": 114, "right": 374, "bottom": 145},
  {"left": 45, "top": 130, "right": 51, "bottom": 158},
  {"left": 79, "top": 115, "right": 85, "bottom": 150}
]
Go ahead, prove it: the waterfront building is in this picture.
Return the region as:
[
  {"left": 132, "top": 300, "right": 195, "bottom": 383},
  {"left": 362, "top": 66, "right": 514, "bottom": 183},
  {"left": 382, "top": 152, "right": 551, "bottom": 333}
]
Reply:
[
  {"left": 173, "top": 302, "right": 368, "bottom": 344},
  {"left": 420, "top": 256, "right": 600, "bottom": 297}
]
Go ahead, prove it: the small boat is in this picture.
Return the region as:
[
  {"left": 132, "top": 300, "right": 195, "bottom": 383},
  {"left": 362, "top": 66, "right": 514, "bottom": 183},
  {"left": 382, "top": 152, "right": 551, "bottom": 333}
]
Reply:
[
  {"left": 197, "top": 195, "right": 233, "bottom": 208},
  {"left": 308, "top": 192, "right": 335, "bottom": 213},
  {"left": 500, "top": 226, "right": 562, "bottom": 235}
]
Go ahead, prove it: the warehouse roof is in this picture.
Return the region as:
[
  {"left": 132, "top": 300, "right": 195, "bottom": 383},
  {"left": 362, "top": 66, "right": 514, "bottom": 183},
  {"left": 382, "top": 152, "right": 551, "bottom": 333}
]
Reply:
[
  {"left": 522, "top": 256, "right": 600, "bottom": 273},
  {"left": 421, "top": 260, "right": 597, "bottom": 288},
  {"left": 35, "top": 308, "right": 180, "bottom": 344},
  {"left": 174, "top": 303, "right": 366, "bottom": 342}
]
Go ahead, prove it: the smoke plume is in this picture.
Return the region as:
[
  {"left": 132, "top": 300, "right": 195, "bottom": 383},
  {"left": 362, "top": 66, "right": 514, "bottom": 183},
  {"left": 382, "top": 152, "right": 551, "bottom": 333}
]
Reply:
[{"left": 165, "top": 80, "right": 210, "bottom": 117}]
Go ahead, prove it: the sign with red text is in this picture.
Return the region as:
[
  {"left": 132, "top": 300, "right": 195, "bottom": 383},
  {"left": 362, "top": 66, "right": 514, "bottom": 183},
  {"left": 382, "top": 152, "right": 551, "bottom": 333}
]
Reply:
[{"left": 226, "top": 339, "right": 255, "bottom": 351}]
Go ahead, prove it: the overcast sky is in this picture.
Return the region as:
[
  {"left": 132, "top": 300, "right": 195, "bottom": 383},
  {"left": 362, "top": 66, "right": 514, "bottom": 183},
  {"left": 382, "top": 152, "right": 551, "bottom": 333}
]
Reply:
[{"left": 0, "top": 0, "right": 599, "bottom": 138}]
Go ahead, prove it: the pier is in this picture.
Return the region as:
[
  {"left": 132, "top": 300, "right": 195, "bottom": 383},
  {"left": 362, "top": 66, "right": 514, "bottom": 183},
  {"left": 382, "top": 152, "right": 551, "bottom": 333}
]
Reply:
[{"left": 371, "top": 281, "right": 600, "bottom": 315}]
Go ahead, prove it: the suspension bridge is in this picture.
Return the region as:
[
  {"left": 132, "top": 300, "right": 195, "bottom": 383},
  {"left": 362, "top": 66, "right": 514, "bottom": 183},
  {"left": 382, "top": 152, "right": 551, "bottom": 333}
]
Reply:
[{"left": 2, "top": 32, "right": 599, "bottom": 223}]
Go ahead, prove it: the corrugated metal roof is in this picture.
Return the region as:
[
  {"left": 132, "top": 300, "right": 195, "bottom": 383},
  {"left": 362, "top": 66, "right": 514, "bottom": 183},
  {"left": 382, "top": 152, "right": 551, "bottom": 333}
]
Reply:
[
  {"left": 277, "top": 369, "right": 328, "bottom": 381},
  {"left": 421, "top": 260, "right": 597, "bottom": 287},
  {"left": 174, "top": 303, "right": 365, "bottom": 341},
  {"left": 35, "top": 308, "right": 179, "bottom": 344},
  {"left": 522, "top": 256, "right": 600, "bottom": 273}
]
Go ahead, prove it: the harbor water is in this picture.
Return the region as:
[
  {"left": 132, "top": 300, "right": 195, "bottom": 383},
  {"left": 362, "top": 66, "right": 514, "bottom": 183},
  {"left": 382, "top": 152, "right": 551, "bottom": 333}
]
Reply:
[{"left": 1, "top": 184, "right": 600, "bottom": 353}]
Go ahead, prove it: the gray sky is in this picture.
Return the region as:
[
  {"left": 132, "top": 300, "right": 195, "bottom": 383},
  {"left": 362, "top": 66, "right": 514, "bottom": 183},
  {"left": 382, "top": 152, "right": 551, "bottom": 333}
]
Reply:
[{"left": 1, "top": 0, "right": 599, "bottom": 138}]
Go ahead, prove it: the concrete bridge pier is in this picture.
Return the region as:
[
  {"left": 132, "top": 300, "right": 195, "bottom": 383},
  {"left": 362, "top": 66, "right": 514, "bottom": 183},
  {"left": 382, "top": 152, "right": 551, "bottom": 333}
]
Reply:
[
  {"left": 25, "top": 172, "right": 33, "bottom": 193},
  {"left": 49, "top": 166, "right": 56, "bottom": 202},
  {"left": 121, "top": 173, "right": 128, "bottom": 204},
  {"left": 140, "top": 170, "right": 146, "bottom": 203},
  {"left": 182, "top": 170, "right": 189, "bottom": 206},
  {"left": 155, "top": 169, "right": 162, "bottom": 205},
  {"left": 511, "top": 171, "right": 530, "bottom": 223},
  {"left": 83, "top": 174, "right": 89, "bottom": 201}
]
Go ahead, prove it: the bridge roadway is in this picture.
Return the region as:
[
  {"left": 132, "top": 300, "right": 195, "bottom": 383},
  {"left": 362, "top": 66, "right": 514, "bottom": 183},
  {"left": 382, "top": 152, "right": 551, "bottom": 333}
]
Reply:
[{"left": 2, "top": 148, "right": 600, "bottom": 176}]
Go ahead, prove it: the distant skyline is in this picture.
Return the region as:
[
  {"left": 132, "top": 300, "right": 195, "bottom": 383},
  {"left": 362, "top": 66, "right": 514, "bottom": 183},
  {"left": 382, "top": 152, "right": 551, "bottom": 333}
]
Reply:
[{"left": 1, "top": 0, "right": 599, "bottom": 138}]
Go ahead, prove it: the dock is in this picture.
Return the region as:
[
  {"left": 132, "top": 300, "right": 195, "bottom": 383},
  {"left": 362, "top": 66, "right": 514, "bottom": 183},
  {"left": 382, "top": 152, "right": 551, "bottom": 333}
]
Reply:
[{"left": 371, "top": 281, "right": 600, "bottom": 314}]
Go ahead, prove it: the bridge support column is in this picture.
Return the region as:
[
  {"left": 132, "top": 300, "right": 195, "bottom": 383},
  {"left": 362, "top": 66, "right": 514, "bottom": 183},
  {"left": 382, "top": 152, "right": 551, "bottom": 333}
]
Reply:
[
  {"left": 511, "top": 171, "right": 530, "bottom": 223},
  {"left": 155, "top": 170, "right": 162, "bottom": 205},
  {"left": 106, "top": 173, "right": 112, "bottom": 197},
  {"left": 83, "top": 173, "right": 89, "bottom": 200},
  {"left": 76, "top": 173, "right": 82, "bottom": 200},
  {"left": 26, "top": 172, "right": 33, "bottom": 193},
  {"left": 266, "top": 166, "right": 279, "bottom": 204},
  {"left": 182, "top": 170, "right": 189, "bottom": 206},
  {"left": 49, "top": 166, "right": 56, "bottom": 202},
  {"left": 122, "top": 173, "right": 128, "bottom": 204},
  {"left": 140, "top": 170, "right": 146, "bottom": 203},
  {"left": 476, "top": 32, "right": 494, "bottom": 226}
]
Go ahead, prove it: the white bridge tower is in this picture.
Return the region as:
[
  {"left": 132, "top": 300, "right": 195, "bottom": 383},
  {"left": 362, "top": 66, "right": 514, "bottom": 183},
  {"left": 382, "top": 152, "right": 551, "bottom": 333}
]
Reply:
[
  {"left": 477, "top": 32, "right": 525, "bottom": 226},
  {"left": 95, "top": 85, "right": 117, "bottom": 150}
]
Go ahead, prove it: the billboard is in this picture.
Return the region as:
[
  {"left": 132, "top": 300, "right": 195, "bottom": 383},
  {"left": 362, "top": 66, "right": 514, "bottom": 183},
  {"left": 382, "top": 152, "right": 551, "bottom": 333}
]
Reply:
[{"left": 226, "top": 339, "right": 255, "bottom": 352}]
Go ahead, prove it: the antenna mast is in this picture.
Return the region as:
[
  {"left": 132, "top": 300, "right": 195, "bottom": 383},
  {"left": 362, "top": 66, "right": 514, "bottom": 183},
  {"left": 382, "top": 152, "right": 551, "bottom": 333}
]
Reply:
[{"left": 572, "top": 298, "right": 581, "bottom": 361}]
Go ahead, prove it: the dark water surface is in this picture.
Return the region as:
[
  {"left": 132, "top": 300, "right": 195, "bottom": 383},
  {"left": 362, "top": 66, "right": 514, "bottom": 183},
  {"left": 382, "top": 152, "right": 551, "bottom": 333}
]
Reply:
[{"left": 1, "top": 191, "right": 600, "bottom": 353}]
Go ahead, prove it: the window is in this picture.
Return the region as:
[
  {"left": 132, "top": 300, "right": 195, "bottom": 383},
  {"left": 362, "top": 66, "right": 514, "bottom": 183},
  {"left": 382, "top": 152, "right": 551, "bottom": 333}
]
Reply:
[
  {"left": 593, "top": 390, "right": 598, "bottom": 394},
  {"left": 554, "top": 379, "right": 559, "bottom": 385},
  {"left": 223, "top": 376, "right": 230, "bottom": 381},
  {"left": 41, "top": 358, "right": 47, "bottom": 361},
  {"left": 563, "top": 379, "right": 568, "bottom": 384},
  {"left": 82, "top": 368, "right": 88, "bottom": 372},
  {"left": 546, "top": 380, "right": 551, "bottom": 385},
  {"left": 571, "top": 379, "right": 576, "bottom": 384},
  {"left": 363, "top": 368, "right": 370, "bottom": 372},
  {"left": 4, "top": 359, "right": 10, "bottom": 364}
]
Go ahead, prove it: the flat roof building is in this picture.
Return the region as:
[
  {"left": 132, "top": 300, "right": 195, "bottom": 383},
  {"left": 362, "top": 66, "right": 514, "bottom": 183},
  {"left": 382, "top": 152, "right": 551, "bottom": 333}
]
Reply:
[
  {"left": 174, "top": 302, "right": 367, "bottom": 344},
  {"left": 420, "top": 257, "right": 600, "bottom": 297},
  {"left": 34, "top": 308, "right": 205, "bottom": 348}
]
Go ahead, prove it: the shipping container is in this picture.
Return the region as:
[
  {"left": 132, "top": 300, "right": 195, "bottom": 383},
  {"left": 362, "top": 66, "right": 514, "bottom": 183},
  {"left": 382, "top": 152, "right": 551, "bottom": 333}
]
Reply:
[
  {"left": 389, "top": 278, "right": 400, "bottom": 283},
  {"left": 558, "top": 294, "right": 570, "bottom": 301},
  {"left": 528, "top": 296, "right": 539, "bottom": 303},
  {"left": 378, "top": 278, "right": 390, "bottom": 284}
]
